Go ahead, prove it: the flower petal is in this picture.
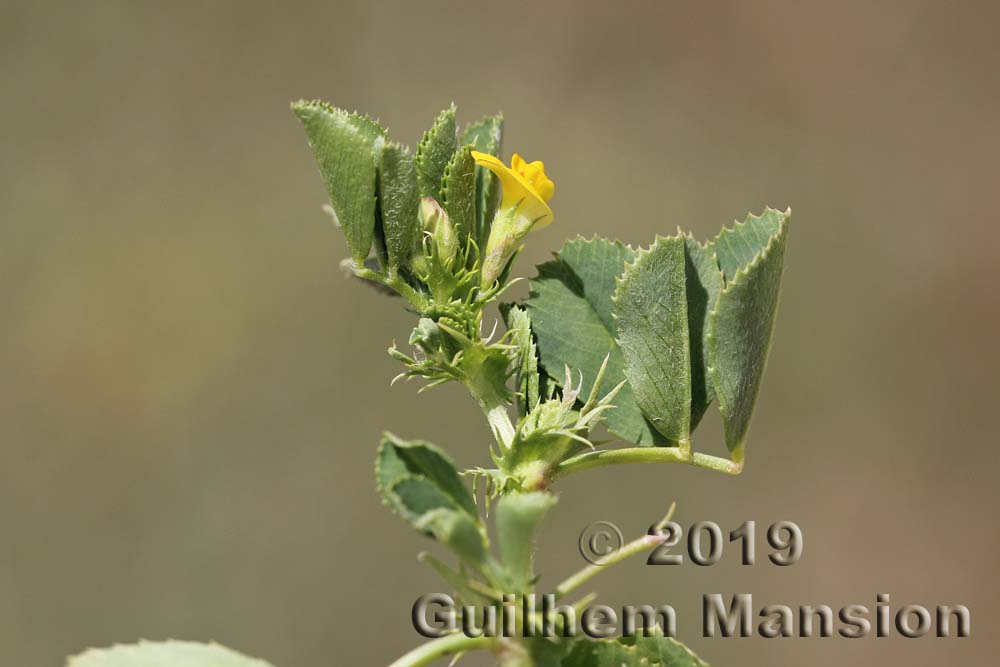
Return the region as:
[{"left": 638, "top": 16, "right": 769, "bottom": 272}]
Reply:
[{"left": 472, "top": 151, "right": 554, "bottom": 228}]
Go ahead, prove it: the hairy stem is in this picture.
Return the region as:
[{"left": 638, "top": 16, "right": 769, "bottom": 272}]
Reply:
[
  {"left": 552, "top": 446, "right": 743, "bottom": 481},
  {"left": 483, "top": 399, "right": 516, "bottom": 449},
  {"left": 388, "top": 633, "right": 494, "bottom": 667}
]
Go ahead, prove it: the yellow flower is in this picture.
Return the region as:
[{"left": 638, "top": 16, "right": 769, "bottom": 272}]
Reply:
[
  {"left": 472, "top": 151, "right": 555, "bottom": 228},
  {"left": 471, "top": 151, "right": 555, "bottom": 286}
]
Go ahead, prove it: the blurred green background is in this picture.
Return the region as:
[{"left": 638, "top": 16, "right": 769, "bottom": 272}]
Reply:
[{"left": 2, "top": 1, "right": 998, "bottom": 665}]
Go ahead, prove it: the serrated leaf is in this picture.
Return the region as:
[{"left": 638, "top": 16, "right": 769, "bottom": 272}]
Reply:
[
  {"left": 442, "top": 145, "right": 477, "bottom": 252},
  {"left": 496, "top": 491, "right": 556, "bottom": 592},
  {"left": 376, "top": 434, "right": 489, "bottom": 567},
  {"left": 501, "top": 304, "right": 540, "bottom": 415},
  {"left": 462, "top": 114, "right": 503, "bottom": 247},
  {"left": 707, "top": 209, "right": 790, "bottom": 458},
  {"left": 378, "top": 142, "right": 419, "bottom": 272},
  {"left": 708, "top": 207, "right": 784, "bottom": 282},
  {"left": 67, "top": 641, "right": 276, "bottom": 667},
  {"left": 527, "top": 238, "right": 667, "bottom": 445},
  {"left": 683, "top": 237, "right": 724, "bottom": 429},
  {"left": 613, "top": 236, "right": 691, "bottom": 445},
  {"left": 292, "top": 100, "right": 385, "bottom": 265},
  {"left": 376, "top": 433, "right": 477, "bottom": 523},
  {"left": 563, "top": 631, "right": 707, "bottom": 667},
  {"left": 416, "top": 106, "right": 457, "bottom": 198}
]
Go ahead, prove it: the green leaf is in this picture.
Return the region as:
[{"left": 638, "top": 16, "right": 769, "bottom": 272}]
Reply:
[
  {"left": 631, "top": 632, "right": 709, "bottom": 667},
  {"left": 527, "top": 637, "right": 575, "bottom": 667},
  {"left": 376, "top": 434, "right": 489, "bottom": 567},
  {"left": 376, "top": 433, "right": 477, "bottom": 523},
  {"left": 613, "top": 236, "right": 691, "bottom": 445},
  {"left": 495, "top": 491, "right": 557, "bottom": 592},
  {"left": 416, "top": 106, "right": 457, "bottom": 199},
  {"left": 682, "top": 236, "right": 724, "bottom": 429},
  {"left": 526, "top": 238, "right": 667, "bottom": 445},
  {"left": 708, "top": 207, "right": 785, "bottom": 282},
  {"left": 378, "top": 142, "right": 419, "bottom": 273},
  {"left": 707, "top": 208, "right": 790, "bottom": 458},
  {"left": 291, "top": 100, "right": 385, "bottom": 265},
  {"left": 442, "top": 145, "right": 477, "bottom": 252},
  {"left": 388, "top": 477, "right": 459, "bottom": 518},
  {"left": 562, "top": 631, "right": 707, "bottom": 667},
  {"left": 67, "top": 641, "right": 276, "bottom": 667},
  {"left": 418, "top": 551, "right": 486, "bottom": 604},
  {"left": 501, "top": 304, "right": 540, "bottom": 415},
  {"left": 415, "top": 508, "right": 488, "bottom": 568},
  {"left": 462, "top": 113, "right": 504, "bottom": 247}
]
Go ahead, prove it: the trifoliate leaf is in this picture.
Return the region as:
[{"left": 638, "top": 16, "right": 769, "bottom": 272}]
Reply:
[
  {"left": 376, "top": 433, "right": 477, "bottom": 524},
  {"left": 495, "top": 492, "right": 557, "bottom": 592},
  {"left": 414, "top": 507, "right": 488, "bottom": 569},
  {"left": 613, "top": 235, "right": 691, "bottom": 445},
  {"left": 707, "top": 208, "right": 790, "bottom": 458},
  {"left": 291, "top": 100, "right": 385, "bottom": 265},
  {"left": 526, "top": 238, "right": 666, "bottom": 445},
  {"left": 682, "top": 236, "right": 724, "bottom": 429},
  {"left": 378, "top": 142, "right": 420, "bottom": 273},
  {"left": 501, "top": 304, "right": 540, "bottom": 415},
  {"left": 416, "top": 106, "right": 457, "bottom": 198},
  {"left": 562, "top": 631, "right": 707, "bottom": 667},
  {"left": 462, "top": 113, "right": 503, "bottom": 247},
  {"left": 442, "top": 145, "right": 477, "bottom": 253},
  {"left": 67, "top": 641, "right": 276, "bottom": 667}
]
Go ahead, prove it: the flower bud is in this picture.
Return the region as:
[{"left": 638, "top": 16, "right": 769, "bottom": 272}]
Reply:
[{"left": 420, "top": 197, "right": 458, "bottom": 266}]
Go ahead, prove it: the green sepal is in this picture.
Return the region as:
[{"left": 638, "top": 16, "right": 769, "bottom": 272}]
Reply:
[
  {"left": 682, "top": 235, "right": 725, "bottom": 429},
  {"left": 291, "top": 100, "right": 385, "bottom": 265},
  {"left": 526, "top": 237, "right": 667, "bottom": 445},
  {"left": 67, "top": 640, "right": 276, "bottom": 667},
  {"left": 442, "top": 145, "right": 477, "bottom": 254},
  {"left": 378, "top": 142, "right": 420, "bottom": 273},
  {"left": 613, "top": 235, "right": 691, "bottom": 445},
  {"left": 462, "top": 113, "right": 504, "bottom": 247},
  {"left": 416, "top": 105, "right": 457, "bottom": 198},
  {"left": 495, "top": 491, "right": 557, "bottom": 593},
  {"left": 707, "top": 208, "right": 790, "bottom": 458}
]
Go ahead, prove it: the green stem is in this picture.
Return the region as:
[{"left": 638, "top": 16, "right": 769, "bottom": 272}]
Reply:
[
  {"left": 355, "top": 267, "right": 429, "bottom": 312},
  {"left": 552, "top": 446, "right": 742, "bottom": 481},
  {"left": 388, "top": 633, "right": 494, "bottom": 667},
  {"left": 554, "top": 502, "right": 676, "bottom": 599},
  {"left": 484, "top": 400, "right": 516, "bottom": 449}
]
